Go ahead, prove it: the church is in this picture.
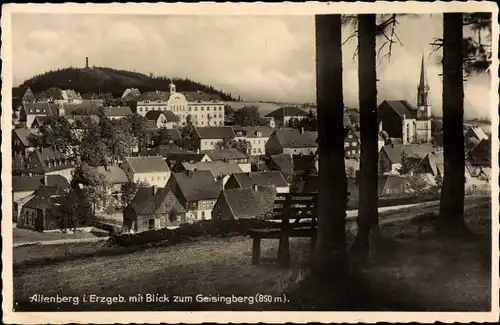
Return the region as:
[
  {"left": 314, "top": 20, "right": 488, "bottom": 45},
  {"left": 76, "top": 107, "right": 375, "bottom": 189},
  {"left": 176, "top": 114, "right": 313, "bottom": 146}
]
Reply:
[{"left": 378, "top": 55, "right": 432, "bottom": 144}]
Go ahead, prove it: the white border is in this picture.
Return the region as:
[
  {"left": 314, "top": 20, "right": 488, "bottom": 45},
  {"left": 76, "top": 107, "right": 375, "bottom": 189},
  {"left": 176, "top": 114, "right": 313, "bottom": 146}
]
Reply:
[{"left": 2, "top": 2, "right": 499, "bottom": 324}]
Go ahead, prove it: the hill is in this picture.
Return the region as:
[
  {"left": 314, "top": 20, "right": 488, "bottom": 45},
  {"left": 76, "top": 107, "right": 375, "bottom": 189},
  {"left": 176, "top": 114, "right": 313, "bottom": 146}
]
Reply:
[{"left": 19, "top": 67, "right": 236, "bottom": 100}]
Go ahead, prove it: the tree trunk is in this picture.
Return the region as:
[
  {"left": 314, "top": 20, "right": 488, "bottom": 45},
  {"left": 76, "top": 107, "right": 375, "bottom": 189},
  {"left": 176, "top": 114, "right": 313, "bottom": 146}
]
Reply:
[
  {"left": 312, "top": 14, "right": 348, "bottom": 280},
  {"left": 352, "top": 14, "right": 379, "bottom": 254},
  {"left": 438, "top": 13, "right": 468, "bottom": 234}
]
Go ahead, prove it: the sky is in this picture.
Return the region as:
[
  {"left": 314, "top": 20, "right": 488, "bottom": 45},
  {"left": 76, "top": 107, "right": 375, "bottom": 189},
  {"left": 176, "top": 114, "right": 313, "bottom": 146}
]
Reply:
[{"left": 11, "top": 13, "right": 492, "bottom": 119}]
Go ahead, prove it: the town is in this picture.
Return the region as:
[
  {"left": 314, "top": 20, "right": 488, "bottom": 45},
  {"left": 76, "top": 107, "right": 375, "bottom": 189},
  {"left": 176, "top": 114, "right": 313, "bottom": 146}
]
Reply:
[{"left": 11, "top": 56, "right": 491, "bottom": 235}]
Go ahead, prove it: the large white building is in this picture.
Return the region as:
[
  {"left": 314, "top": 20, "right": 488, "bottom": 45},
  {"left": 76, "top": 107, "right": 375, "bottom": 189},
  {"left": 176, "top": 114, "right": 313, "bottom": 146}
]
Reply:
[{"left": 130, "top": 82, "right": 225, "bottom": 127}]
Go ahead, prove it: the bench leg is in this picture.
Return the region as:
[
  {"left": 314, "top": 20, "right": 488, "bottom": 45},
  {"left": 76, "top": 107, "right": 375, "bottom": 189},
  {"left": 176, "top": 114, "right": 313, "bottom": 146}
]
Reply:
[
  {"left": 252, "top": 238, "right": 261, "bottom": 265},
  {"left": 278, "top": 235, "right": 290, "bottom": 266}
]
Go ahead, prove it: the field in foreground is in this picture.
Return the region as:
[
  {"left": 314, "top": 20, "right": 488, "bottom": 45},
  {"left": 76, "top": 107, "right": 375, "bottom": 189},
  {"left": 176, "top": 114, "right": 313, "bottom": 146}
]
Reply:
[{"left": 13, "top": 196, "right": 492, "bottom": 311}]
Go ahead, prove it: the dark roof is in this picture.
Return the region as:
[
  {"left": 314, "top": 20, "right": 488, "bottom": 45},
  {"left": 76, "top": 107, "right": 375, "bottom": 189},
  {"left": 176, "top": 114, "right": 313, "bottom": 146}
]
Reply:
[
  {"left": 272, "top": 128, "right": 318, "bottom": 148},
  {"left": 22, "top": 102, "right": 58, "bottom": 116},
  {"left": 381, "top": 143, "right": 435, "bottom": 164},
  {"left": 145, "top": 110, "right": 179, "bottom": 122},
  {"left": 292, "top": 154, "right": 318, "bottom": 173},
  {"left": 205, "top": 148, "right": 248, "bottom": 161},
  {"left": 220, "top": 185, "right": 277, "bottom": 219},
  {"left": 104, "top": 106, "right": 133, "bottom": 117},
  {"left": 469, "top": 138, "right": 491, "bottom": 166},
  {"left": 13, "top": 175, "right": 70, "bottom": 192},
  {"left": 304, "top": 131, "right": 318, "bottom": 142},
  {"left": 234, "top": 126, "right": 275, "bottom": 138},
  {"left": 32, "top": 116, "right": 51, "bottom": 127},
  {"left": 181, "top": 161, "right": 243, "bottom": 178},
  {"left": 265, "top": 106, "right": 309, "bottom": 118},
  {"left": 379, "top": 100, "right": 417, "bottom": 119},
  {"left": 232, "top": 171, "right": 288, "bottom": 188},
  {"left": 194, "top": 126, "right": 236, "bottom": 139},
  {"left": 268, "top": 154, "right": 294, "bottom": 173},
  {"left": 135, "top": 91, "right": 170, "bottom": 102},
  {"left": 182, "top": 91, "right": 222, "bottom": 102},
  {"left": 95, "top": 166, "right": 128, "bottom": 184},
  {"left": 125, "top": 156, "right": 170, "bottom": 174},
  {"left": 23, "top": 148, "right": 74, "bottom": 174},
  {"left": 23, "top": 186, "right": 68, "bottom": 210},
  {"left": 128, "top": 187, "right": 186, "bottom": 215},
  {"left": 13, "top": 128, "right": 39, "bottom": 147},
  {"left": 171, "top": 170, "right": 221, "bottom": 201}
]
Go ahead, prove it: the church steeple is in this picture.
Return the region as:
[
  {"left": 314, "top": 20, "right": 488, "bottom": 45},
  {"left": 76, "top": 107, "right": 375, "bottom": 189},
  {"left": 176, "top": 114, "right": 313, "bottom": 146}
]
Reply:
[
  {"left": 169, "top": 79, "right": 176, "bottom": 94},
  {"left": 417, "top": 53, "right": 431, "bottom": 119},
  {"left": 418, "top": 54, "right": 429, "bottom": 91}
]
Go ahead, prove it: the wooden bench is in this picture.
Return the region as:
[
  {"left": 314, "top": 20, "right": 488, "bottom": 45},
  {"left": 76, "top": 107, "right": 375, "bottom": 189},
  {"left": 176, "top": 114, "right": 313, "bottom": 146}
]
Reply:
[{"left": 248, "top": 193, "right": 317, "bottom": 266}]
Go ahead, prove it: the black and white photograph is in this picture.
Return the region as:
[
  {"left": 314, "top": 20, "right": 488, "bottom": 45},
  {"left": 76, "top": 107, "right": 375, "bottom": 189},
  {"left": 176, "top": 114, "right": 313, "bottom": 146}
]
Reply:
[{"left": 2, "top": 2, "right": 498, "bottom": 323}]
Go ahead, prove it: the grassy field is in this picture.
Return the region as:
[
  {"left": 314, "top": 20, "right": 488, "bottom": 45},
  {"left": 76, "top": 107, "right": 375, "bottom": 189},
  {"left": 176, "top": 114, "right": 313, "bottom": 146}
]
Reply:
[{"left": 13, "top": 196, "right": 492, "bottom": 311}]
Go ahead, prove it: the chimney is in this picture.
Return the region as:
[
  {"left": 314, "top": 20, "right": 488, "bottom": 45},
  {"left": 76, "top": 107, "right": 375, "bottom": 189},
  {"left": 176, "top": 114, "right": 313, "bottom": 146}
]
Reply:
[
  {"left": 186, "top": 170, "right": 194, "bottom": 178},
  {"left": 300, "top": 127, "right": 305, "bottom": 135},
  {"left": 85, "top": 57, "right": 89, "bottom": 68},
  {"left": 196, "top": 149, "right": 200, "bottom": 154},
  {"left": 379, "top": 121, "right": 383, "bottom": 133},
  {"left": 42, "top": 175, "right": 48, "bottom": 186},
  {"left": 152, "top": 185, "right": 158, "bottom": 195},
  {"left": 253, "top": 184, "right": 258, "bottom": 192}
]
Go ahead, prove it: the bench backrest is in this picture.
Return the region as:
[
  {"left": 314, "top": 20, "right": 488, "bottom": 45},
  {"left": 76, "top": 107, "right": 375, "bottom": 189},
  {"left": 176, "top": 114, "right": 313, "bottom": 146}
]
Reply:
[{"left": 272, "top": 192, "right": 317, "bottom": 220}]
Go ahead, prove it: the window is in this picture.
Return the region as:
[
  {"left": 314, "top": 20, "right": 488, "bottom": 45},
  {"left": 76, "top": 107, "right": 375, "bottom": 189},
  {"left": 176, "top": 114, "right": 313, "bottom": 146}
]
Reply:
[
  {"left": 348, "top": 134, "right": 352, "bottom": 138},
  {"left": 195, "top": 107, "right": 198, "bottom": 111},
  {"left": 253, "top": 148, "right": 256, "bottom": 153},
  {"left": 258, "top": 148, "right": 262, "bottom": 153},
  {"left": 344, "top": 142, "right": 349, "bottom": 148},
  {"left": 351, "top": 142, "right": 356, "bottom": 146},
  {"left": 201, "top": 107, "right": 204, "bottom": 111},
  {"left": 157, "top": 176, "right": 160, "bottom": 180},
  {"left": 219, "top": 107, "right": 222, "bottom": 111},
  {"left": 201, "top": 211, "right": 205, "bottom": 220}
]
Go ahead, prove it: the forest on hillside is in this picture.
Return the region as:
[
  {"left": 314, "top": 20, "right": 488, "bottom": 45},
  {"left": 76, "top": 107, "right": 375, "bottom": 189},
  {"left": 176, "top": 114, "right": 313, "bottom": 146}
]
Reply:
[{"left": 19, "top": 67, "right": 236, "bottom": 100}]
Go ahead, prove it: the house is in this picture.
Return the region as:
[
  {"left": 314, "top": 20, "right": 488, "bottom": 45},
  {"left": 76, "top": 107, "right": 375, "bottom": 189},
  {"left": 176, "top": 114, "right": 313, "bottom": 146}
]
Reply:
[
  {"left": 145, "top": 110, "right": 179, "bottom": 129},
  {"left": 13, "top": 86, "right": 36, "bottom": 104},
  {"left": 61, "top": 89, "right": 83, "bottom": 104},
  {"left": 121, "top": 156, "right": 171, "bottom": 187},
  {"left": 180, "top": 161, "right": 243, "bottom": 188},
  {"left": 225, "top": 171, "right": 289, "bottom": 193},
  {"left": 184, "top": 90, "right": 225, "bottom": 127},
  {"left": 264, "top": 154, "right": 294, "bottom": 182},
  {"left": 17, "top": 186, "right": 69, "bottom": 231},
  {"left": 12, "top": 175, "right": 70, "bottom": 222},
  {"left": 123, "top": 186, "right": 187, "bottom": 233},
  {"left": 166, "top": 170, "right": 221, "bottom": 221},
  {"left": 95, "top": 165, "right": 129, "bottom": 204},
  {"left": 20, "top": 148, "right": 75, "bottom": 182},
  {"left": 163, "top": 152, "right": 211, "bottom": 170},
  {"left": 19, "top": 102, "right": 59, "bottom": 128},
  {"left": 416, "top": 151, "right": 444, "bottom": 176},
  {"left": 265, "top": 106, "right": 309, "bottom": 128},
  {"left": 121, "top": 88, "right": 141, "bottom": 101},
  {"left": 240, "top": 126, "right": 275, "bottom": 156},
  {"left": 378, "top": 143, "right": 434, "bottom": 174},
  {"left": 344, "top": 129, "right": 360, "bottom": 158},
  {"left": 128, "top": 90, "right": 171, "bottom": 116},
  {"left": 205, "top": 148, "right": 251, "bottom": 172},
  {"left": 103, "top": 106, "right": 133, "bottom": 120},
  {"left": 30, "top": 116, "right": 52, "bottom": 129},
  {"left": 212, "top": 185, "right": 277, "bottom": 221},
  {"left": 12, "top": 128, "right": 40, "bottom": 157},
  {"left": 265, "top": 128, "right": 318, "bottom": 156},
  {"left": 192, "top": 126, "right": 236, "bottom": 151}
]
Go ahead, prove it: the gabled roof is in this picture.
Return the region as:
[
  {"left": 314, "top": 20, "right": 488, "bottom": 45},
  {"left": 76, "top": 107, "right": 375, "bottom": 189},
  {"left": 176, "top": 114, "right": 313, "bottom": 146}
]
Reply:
[
  {"left": 378, "top": 100, "right": 417, "bottom": 119},
  {"left": 124, "top": 156, "right": 170, "bottom": 174},
  {"left": 181, "top": 161, "right": 243, "bottom": 178},
  {"left": 95, "top": 166, "right": 128, "bottom": 184},
  {"left": 237, "top": 126, "right": 275, "bottom": 138},
  {"left": 32, "top": 116, "right": 51, "bottom": 127},
  {"left": 163, "top": 152, "right": 208, "bottom": 162},
  {"left": 265, "top": 106, "right": 309, "bottom": 118},
  {"left": 271, "top": 128, "right": 318, "bottom": 149},
  {"left": 13, "top": 86, "right": 30, "bottom": 99},
  {"left": 292, "top": 154, "right": 317, "bottom": 173},
  {"left": 23, "top": 148, "right": 74, "bottom": 174},
  {"left": 378, "top": 175, "right": 407, "bottom": 196},
  {"left": 182, "top": 91, "right": 222, "bottom": 102},
  {"left": 381, "top": 143, "right": 434, "bottom": 164},
  {"left": 193, "top": 126, "right": 236, "bottom": 139},
  {"left": 205, "top": 148, "right": 248, "bottom": 161},
  {"left": 122, "top": 88, "right": 141, "bottom": 100},
  {"left": 23, "top": 186, "right": 68, "bottom": 210},
  {"left": 467, "top": 125, "right": 489, "bottom": 141},
  {"left": 469, "top": 138, "right": 491, "bottom": 166},
  {"left": 220, "top": 185, "right": 277, "bottom": 219},
  {"left": 128, "top": 187, "right": 186, "bottom": 215},
  {"left": 268, "top": 154, "right": 294, "bottom": 173},
  {"left": 13, "top": 128, "right": 40, "bottom": 147},
  {"left": 232, "top": 171, "right": 288, "bottom": 188},
  {"left": 304, "top": 131, "right": 318, "bottom": 142},
  {"left": 145, "top": 110, "right": 179, "bottom": 122},
  {"left": 135, "top": 91, "right": 170, "bottom": 102},
  {"left": 171, "top": 170, "right": 221, "bottom": 201},
  {"left": 104, "top": 106, "right": 133, "bottom": 117},
  {"left": 13, "top": 175, "right": 70, "bottom": 192},
  {"left": 22, "top": 102, "right": 58, "bottom": 116}
]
